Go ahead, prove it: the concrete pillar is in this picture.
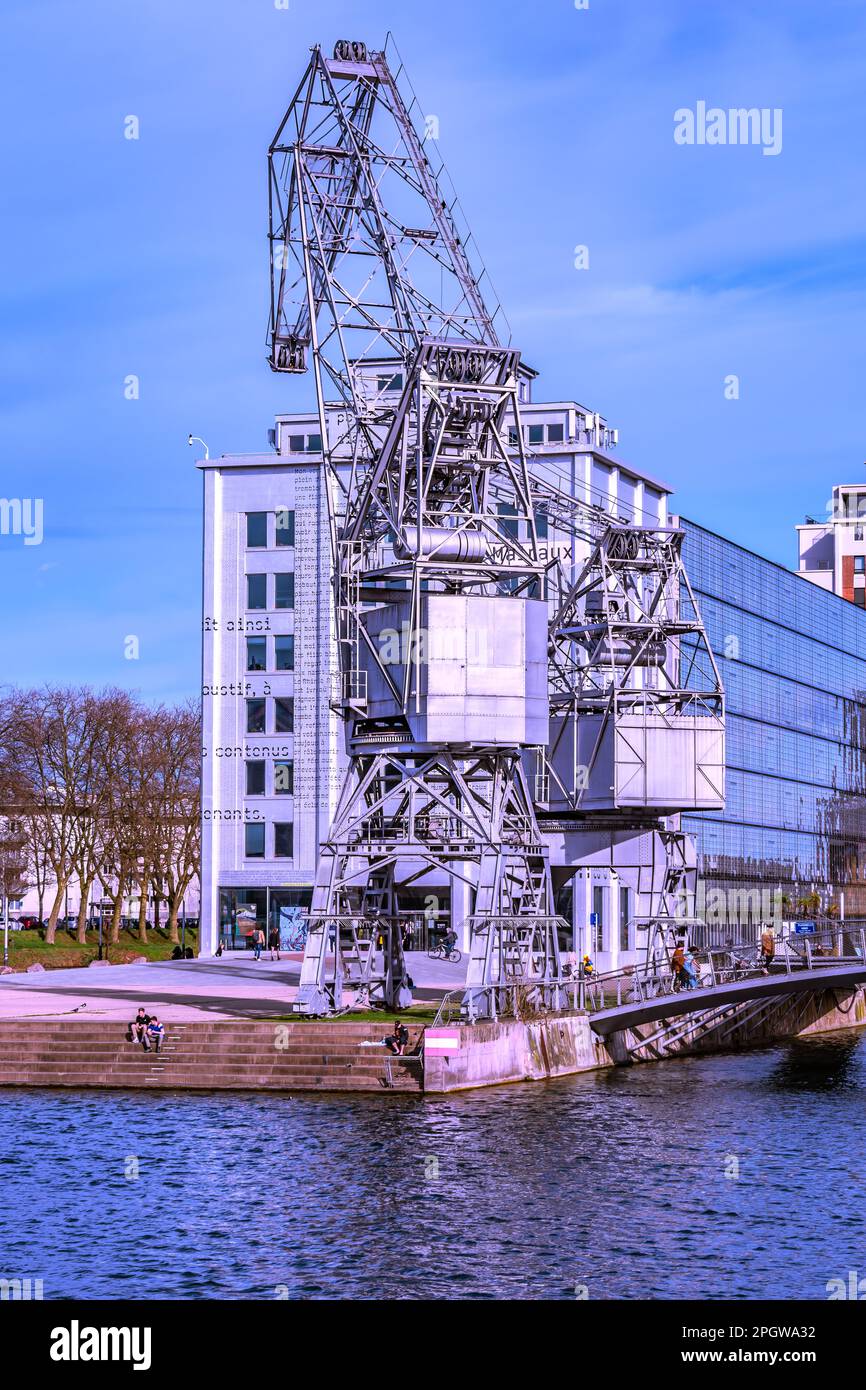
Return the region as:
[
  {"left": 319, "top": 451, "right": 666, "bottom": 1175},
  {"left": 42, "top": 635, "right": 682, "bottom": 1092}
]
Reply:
[{"left": 452, "top": 873, "right": 473, "bottom": 953}]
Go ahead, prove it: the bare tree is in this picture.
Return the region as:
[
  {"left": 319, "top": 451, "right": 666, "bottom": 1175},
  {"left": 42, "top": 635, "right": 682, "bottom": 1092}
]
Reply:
[
  {"left": 1, "top": 687, "right": 202, "bottom": 949},
  {"left": 3, "top": 688, "right": 109, "bottom": 943},
  {"left": 94, "top": 692, "right": 144, "bottom": 946},
  {"left": 150, "top": 702, "right": 201, "bottom": 943}
]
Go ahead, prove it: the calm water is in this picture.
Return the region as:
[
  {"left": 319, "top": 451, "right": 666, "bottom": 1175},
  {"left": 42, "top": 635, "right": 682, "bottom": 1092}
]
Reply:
[{"left": 2, "top": 1032, "right": 865, "bottom": 1300}]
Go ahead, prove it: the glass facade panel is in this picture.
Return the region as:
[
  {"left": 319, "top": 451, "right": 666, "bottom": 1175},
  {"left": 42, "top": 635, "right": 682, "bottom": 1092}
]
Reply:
[
  {"left": 274, "top": 760, "right": 294, "bottom": 794},
  {"left": 276, "top": 509, "right": 295, "bottom": 547},
  {"left": 246, "top": 637, "right": 266, "bottom": 672},
  {"left": 246, "top": 761, "right": 265, "bottom": 796},
  {"left": 246, "top": 574, "right": 266, "bottom": 610},
  {"left": 245, "top": 824, "right": 265, "bottom": 858},
  {"left": 274, "top": 697, "right": 293, "bottom": 734},
  {"left": 274, "top": 822, "right": 294, "bottom": 859},
  {"left": 246, "top": 698, "right": 266, "bottom": 734},
  {"left": 275, "top": 635, "right": 294, "bottom": 671},
  {"left": 275, "top": 573, "right": 295, "bottom": 609},
  {"left": 681, "top": 519, "right": 866, "bottom": 916}
]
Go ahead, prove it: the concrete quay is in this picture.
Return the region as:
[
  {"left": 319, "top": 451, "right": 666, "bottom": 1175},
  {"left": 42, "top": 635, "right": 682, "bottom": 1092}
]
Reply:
[{"left": 0, "top": 956, "right": 864, "bottom": 1094}]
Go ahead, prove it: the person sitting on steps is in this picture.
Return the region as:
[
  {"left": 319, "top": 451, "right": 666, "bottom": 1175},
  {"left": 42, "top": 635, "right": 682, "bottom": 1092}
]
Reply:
[
  {"left": 142, "top": 1016, "right": 165, "bottom": 1054},
  {"left": 385, "top": 1021, "right": 410, "bottom": 1056},
  {"left": 128, "top": 1008, "right": 151, "bottom": 1046}
]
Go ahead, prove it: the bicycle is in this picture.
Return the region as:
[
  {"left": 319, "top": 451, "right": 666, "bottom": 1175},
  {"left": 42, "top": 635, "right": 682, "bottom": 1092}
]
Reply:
[{"left": 427, "top": 943, "right": 462, "bottom": 963}]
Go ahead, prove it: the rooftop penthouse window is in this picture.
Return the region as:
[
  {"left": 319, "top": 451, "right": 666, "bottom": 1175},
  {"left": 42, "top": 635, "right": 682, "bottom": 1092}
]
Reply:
[{"left": 287, "top": 434, "right": 322, "bottom": 454}]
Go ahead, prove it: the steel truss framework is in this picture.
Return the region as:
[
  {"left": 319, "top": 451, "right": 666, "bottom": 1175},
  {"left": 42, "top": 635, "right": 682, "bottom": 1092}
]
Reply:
[
  {"left": 545, "top": 522, "right": 724, "bottom": 812},
  {"left": 269, "top": 39, "right": 562, "bottom": 1015},
  {"left": 267, "top": 37, "right": 725, "bottom": 1014}
]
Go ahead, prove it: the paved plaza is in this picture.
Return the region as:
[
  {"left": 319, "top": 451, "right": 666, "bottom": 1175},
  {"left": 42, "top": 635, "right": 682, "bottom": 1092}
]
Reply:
[{"left": 0, "top": 951, "right": 467, "bottom": 1021}]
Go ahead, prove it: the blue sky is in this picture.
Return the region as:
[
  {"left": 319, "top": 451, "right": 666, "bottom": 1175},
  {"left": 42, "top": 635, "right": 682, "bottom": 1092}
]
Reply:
[{"left": 2, "top": 0, "right": 865, "bottom": 702}]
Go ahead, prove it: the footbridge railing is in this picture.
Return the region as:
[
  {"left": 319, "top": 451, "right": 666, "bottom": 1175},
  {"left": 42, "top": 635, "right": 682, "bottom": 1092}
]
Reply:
[
  {"left": 429, "top": 928, "right": 866, "bottom": 1026},
  {"left": 586, "top": 925, "right": 866, "bottom": 1012}
]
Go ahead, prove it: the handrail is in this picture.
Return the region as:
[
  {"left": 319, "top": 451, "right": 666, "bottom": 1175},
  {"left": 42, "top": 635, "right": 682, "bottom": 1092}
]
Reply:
[
  {"left": 429, "top": 926, "right": 866, "bottom": 1026},
  {"left": 432, "top": 978, "right": 575, "bottom": 1026},
  {"left": 584, "top": 925, "right": 866, "bottom": 1011}
]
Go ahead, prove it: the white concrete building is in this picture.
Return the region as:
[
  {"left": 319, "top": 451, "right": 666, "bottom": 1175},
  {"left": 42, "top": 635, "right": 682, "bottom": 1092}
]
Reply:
[
  {"left": 197, "top": 383, "right": 673, "bottom": 964},
  {"left": 797, "top": 482, "right": 866, "bottom": 606}
]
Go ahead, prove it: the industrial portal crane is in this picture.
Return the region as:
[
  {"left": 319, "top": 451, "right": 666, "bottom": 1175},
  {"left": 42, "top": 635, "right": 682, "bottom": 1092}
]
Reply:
[{"left": 267, "top": 37, "right": 725, "bottom": 1017}]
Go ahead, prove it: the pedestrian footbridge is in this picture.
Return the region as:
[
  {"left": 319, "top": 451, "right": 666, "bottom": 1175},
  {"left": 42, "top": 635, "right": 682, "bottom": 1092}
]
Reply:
[{"left": 585, "top": 928, "right": 866, "bottom": 1058}]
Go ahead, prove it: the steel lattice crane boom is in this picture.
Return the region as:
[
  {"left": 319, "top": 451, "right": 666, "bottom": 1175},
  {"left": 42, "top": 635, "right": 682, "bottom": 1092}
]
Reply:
[
  {"left": 267, "top": 37, "right": 724, "bottom": 1016},
  {"left": 269, "top": 38, "right": 562, "bottom": 1016}
]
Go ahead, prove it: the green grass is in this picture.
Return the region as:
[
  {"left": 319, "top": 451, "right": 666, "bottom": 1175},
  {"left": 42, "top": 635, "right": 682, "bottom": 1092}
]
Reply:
[
  {"left": 257, "top": 1005, "right": 440, "bottom": 1024},
  {"left": 3, "top": 927, "right": 198, "bottom": 971}
]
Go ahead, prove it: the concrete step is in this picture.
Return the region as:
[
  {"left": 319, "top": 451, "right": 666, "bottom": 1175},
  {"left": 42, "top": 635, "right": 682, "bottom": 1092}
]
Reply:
[
  {"left": 0, "top": 1020, "right": 426, "bottom": 1092},
  {"left": 0, "top": 1076, "right": 421, "bottom": 1092}
]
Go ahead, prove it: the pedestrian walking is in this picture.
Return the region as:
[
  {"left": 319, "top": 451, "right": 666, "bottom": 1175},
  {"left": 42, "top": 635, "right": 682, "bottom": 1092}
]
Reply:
[
  {"left": 268, "top": 926, "right": 281, "bottom": 961},
  {"left": 253, "top": 927, "right": 265, "bottom": 961},
  {"left": 760, "top": 926, "right": 776, "bottom": 972}
]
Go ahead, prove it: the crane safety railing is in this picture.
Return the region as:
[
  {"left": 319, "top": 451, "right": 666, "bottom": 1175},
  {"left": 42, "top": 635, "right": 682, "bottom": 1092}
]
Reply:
[{"left": 432, "top": 979, "right": 574, "bottom": 1027}]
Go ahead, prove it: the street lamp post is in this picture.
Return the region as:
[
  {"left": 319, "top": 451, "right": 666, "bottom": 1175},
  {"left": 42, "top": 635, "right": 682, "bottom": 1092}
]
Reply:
[{"left": 182, "top": 901, "right": 187, "bottom": 956}]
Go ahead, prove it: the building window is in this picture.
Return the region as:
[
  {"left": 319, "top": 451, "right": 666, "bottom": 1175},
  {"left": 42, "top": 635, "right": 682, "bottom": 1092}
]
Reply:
[
  {"left": 274, "top": 760, "right": 294, "bottom": 794},
  {"left": 497, "top": 502, "right": 519, "bottom": 540},
  {"left": 535, "top": 510, "right": 549, "bottom": 541},
  {"left": 592, "top": 886, "right": 605, "bottom": 953},
  {"left": 288, "top": 435, "right": 305, "bottom": 453},
  {"left": 276, "top": 509, "right": 295, "bottom": 547},
  {"left": 247, "top": 574, "right": 267, "bottom": 610},
  {"left": 274, "top": 822, "right": 294, "bottom": 859},
  {"left": 855, "top": 590, "right": 866, "bottom": 607},
  {"left": 246, "top": 698, "right": 266, "bottom": 734},
  {"left": 275, "top": 635, "right": 294, "bottom": 671},
  {"left": 246, "top": 637, "right": 267, "bottom": 672},
  {"left": 275, "top": 697, "right": 294, "bottom": 734},
  {"left": 528, "top": 424, "right": 544, "bottom": 446},
  {"left": 508, "top": 426, "right": 520, "bottom": 446},
  {"left": 377, "top": 373, "right": 403, "bottom": 392},
  {"left": 275, "top": 573, "right": 295, "bottom": 609},
  {"left": 245, "top": 824, "right": 265, "bottom": 858},
  {"left": 307, "top": 433, "right": 322, "bottom": 452},
  {"left": 855, "top": 556, "right": 866, "bottom": 574},
  {"left": 246, "top": 513, "right": 267, "bottom": 548},
  {"left": 246, "top": 761, "right": 265, "bottom": 796},
  {"left": 547, "top": 423, "right": 564, "bottom": 444},
  {"left": 619, "top": 886, "right": 630, "bottom": 952}
]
